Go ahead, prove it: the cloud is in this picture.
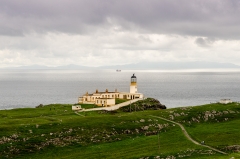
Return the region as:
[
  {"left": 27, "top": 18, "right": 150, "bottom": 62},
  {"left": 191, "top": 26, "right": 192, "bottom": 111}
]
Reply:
[
  {"left": 1, "top": 31, "right": 239, "bottom": 67},
  {"left": 1, "top": 0, "right": 240, "bottom": 38},
  {"left": 0, "top": 0, "right": 240, "bottom": 67},
  {"left": 195, "top": 37, "right": 215, "bottom": 47}
]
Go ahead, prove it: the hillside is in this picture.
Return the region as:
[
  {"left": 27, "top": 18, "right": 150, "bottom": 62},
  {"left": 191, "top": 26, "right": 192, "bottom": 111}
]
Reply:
[
  {"left": 2, "top": 61, "right": 240, "bottom": 70},
  {"left": 0, "top": 98, "right": 239, "bottom": 159}
]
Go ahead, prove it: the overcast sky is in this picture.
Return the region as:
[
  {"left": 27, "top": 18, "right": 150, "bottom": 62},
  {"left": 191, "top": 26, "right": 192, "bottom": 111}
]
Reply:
[{"left": 1, "top": 0, "right": 240, "bottom": 67}]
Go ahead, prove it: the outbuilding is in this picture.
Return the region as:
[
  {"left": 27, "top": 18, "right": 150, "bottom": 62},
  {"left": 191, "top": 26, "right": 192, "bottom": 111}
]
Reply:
[
  {"left": 72, "top": 105, "right": 82, "bottom": 110},
  {"left": 219, "top": 99, "right": 232, "bottom": 104}
]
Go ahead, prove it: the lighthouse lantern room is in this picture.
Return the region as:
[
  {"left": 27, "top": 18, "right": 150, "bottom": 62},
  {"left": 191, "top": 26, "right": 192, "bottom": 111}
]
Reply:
[{"left": 130, "top": 73, "right": 138, "bottom": 93}]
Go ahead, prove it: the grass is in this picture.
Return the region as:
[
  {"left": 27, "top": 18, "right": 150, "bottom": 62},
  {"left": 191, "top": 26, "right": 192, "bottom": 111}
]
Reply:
[
  {"left": 185, "top": 119, "right": 240, "bottom": 147},
  {"left": 152, "top": 102, "right": 240, "bottom": 151},
  {"left": 0, "top": 99, "right": 240, "bottom": 158},
  {"left": 18, "top": 127, "right": 208, "bottom": 159},
  {"left": 79, "top": 104, "right": 99, "bottom": 109},
  {"left": 115, "top": 98, "right": 129, "bottom": 104}
]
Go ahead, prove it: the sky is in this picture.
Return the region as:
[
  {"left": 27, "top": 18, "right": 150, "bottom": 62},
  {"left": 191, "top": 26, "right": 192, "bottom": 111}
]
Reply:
[{"left": 0, "top": 0, "right": 240, "bottom": 68}]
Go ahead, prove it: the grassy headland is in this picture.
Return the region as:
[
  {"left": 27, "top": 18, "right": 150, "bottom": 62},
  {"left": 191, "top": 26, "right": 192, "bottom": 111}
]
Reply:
[{"left": 0, "top": 99, "right": 239, "bottom": 159}]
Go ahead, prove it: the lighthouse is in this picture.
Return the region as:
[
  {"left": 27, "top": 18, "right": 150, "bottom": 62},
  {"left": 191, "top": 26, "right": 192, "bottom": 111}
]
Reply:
[
  {"left": 78, "top": 73, "right": 144, "bottom": 106},
  {"left": 130, "top": 73, "right": 137, "bottom": 93}
]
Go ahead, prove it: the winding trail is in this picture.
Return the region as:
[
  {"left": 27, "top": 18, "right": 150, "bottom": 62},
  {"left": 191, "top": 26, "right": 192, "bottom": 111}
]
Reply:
[
  {"left": 74, "top": 112, "right": 85, "bottom": 117},
  {"left": 149, "top": 115, "right": 227, "bottom": 155}
]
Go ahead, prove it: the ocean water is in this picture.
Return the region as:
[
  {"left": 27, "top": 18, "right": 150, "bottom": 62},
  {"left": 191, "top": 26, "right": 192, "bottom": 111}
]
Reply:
[{"left": 0, "top": 69, "right": 240, "bottom": 109}]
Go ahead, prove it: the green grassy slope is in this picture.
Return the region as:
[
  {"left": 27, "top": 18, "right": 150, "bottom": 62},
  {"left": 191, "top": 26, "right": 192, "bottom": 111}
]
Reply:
[
  {"left": 18, "top": 127, "right": 210, "bottom": 159},
  {"left": 0, "top": 99, "right": 240, "bottom": 159},
  {"left": 151, "top": 103, "right": 240, "bottom": 151}
]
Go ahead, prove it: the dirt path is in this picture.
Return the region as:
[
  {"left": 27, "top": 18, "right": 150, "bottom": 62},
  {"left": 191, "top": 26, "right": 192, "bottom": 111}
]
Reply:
[
  {"left": 74, "top": 112, "right": 85, "bottom": 117},
  {"left": 149, "top": 115, "right": 227, "bottom": 155}
]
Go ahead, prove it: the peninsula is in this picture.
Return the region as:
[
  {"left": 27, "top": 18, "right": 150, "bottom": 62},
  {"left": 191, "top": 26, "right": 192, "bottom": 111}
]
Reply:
[{"left": 0, "top": 100, "right": 239, "bottom": 158}]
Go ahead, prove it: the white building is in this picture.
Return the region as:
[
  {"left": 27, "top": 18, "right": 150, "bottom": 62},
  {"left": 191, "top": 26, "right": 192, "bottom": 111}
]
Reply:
[
  {"left": 95, "top": 98, "right": 115, "bottom": 107},
  {"left": 219, "top": 99, "right": 233, "bottom": 104},
  {"left": 78, "top": 74, "right": 144, "bottom": 107}
]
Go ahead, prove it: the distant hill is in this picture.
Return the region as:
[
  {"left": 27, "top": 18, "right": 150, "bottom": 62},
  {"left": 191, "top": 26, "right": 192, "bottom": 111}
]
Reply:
[
  {"left": 16, "top": 65, "right": 51, "bottom": 69},
  {"left": 100, "top": 61, "right": 240, "bottom": 70},
  {"left": 1, "top": 61, "right": 240, "bottom": 70},
  {"left": 2, "top": 64, "right": 93, "bottom": 70},
  {"left": 54, "top": 64, "right": 92, "bottom": 70}
]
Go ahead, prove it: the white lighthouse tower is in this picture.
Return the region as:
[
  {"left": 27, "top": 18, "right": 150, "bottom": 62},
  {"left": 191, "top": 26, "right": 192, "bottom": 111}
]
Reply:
[{"left": 130, "top": 73, "right": 137, "bottom": 93}]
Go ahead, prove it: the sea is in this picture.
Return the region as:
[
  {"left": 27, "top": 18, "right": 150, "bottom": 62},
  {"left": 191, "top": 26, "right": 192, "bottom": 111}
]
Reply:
[{"left": 0, "top": 69, "right": 240, "bottom": 110}]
